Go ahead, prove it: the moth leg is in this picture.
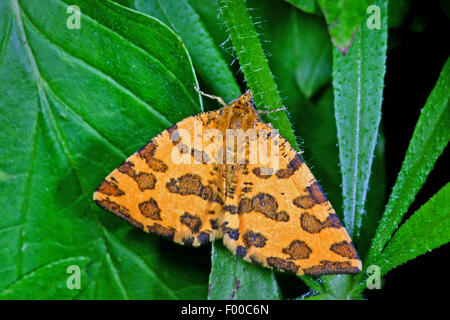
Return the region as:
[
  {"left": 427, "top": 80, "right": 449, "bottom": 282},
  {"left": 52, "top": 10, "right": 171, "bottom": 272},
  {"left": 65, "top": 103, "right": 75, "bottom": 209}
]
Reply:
[{"left": 193, "top": 84, "right": 227, "bottom": 107}]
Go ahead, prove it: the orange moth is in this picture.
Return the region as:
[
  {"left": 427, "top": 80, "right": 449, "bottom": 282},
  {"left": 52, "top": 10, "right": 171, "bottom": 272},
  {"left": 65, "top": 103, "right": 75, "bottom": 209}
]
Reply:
[{"left": 93, "top": 91, "right": 361, "bottom": 276}]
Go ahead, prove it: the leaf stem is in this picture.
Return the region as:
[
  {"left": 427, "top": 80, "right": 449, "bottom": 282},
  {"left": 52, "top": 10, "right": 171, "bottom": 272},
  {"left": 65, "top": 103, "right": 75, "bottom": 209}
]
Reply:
[{"left": 218, "top": 0, "right": 299, "bottom": 148}]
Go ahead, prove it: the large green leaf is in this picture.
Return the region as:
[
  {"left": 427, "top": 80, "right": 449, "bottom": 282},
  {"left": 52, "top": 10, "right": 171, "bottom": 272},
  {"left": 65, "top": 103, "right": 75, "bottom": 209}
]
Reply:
[
  {"left": 332, "top": 0, "right": 387, "bottom": 241},
  {"left": 375, "top": 183, "right": 450, "bottom": 275},
  {"left": 316, "top": 0, "right": 369, "bottom": 53},
  {"left": 367, "top": 57, "right": 450, "bottom": 264},
  {"left": 0, "top": 0, "right": 208, "bottom": 299},
  {"left": 285, "top": 0, "right": 319, "bottom": 14},
  {"left": 116, "top": 0, "right": 241, "bottom": 103},
  {"left": 0, "top": 257, "right": 89, "bottom": 299}
]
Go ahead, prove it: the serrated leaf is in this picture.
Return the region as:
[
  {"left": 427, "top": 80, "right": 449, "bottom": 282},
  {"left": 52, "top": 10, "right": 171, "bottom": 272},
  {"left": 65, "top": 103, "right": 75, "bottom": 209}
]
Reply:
[
  {"left": 0, "top": 0, "right": 208, "bottom": 299},
  {"left": 367, "top": 57, "right": 450, "bottom": 263},
  {"left": 332, "top": 0, "right": 387, "bottom": 240},
  {"left": 316, "top": 0, "right": 369, "bottom": 53},
  {"left": 374, "top": 183, "right": 450, "bottom": 275}
]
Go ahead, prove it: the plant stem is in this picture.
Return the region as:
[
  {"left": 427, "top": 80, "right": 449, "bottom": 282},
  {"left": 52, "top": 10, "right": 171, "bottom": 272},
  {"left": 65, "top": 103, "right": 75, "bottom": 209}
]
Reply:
[{"left": 218, "top": 0, "right": 299, "bottom": 149}]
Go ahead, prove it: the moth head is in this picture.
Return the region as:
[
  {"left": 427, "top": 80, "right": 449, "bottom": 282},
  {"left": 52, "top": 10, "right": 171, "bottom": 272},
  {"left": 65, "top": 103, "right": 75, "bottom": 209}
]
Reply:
[{"left": 226, "top": 91, "right": 260, "bottom": 129}]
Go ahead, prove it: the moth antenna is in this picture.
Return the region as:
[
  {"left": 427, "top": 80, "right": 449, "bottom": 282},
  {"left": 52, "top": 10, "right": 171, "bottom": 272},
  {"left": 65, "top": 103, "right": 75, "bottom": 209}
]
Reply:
[{"left": 193, "top": 84, "right": 227, "bottom": 107}]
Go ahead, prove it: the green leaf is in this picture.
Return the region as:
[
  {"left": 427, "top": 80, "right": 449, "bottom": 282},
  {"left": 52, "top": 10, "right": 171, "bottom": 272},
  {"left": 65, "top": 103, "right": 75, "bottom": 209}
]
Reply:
[
  {"left": 0, "top": 257, "right": 89, "bottom": 299},
  {"left": 316, "top": 0, "right": 369, "bottom": 53},
  {"left": 285, "top": 0, "right": 319, "bottom": 14},
  {"left": 116, "top": 0, "right": 241, "bottom": 102},
  {"left": 208, "top": 244, "right": 280, "bottom": 299},
  {"left": 357, "top": 132, "right": 387, "bottom": 258},
  {"left": 367, "top": 57, "right": 450, "bottom": 264},
  {"left": 374, "top": 183, "right": 450, "bottom": 275},
  {"left": 0, "top": 0, "right": 208, "bottom": 299},
  {"left": 332, "top": 0, "right": 387, "bottom": 240},
  {"left": 278, "top": 7, "right": 332, "bottom": 98}
]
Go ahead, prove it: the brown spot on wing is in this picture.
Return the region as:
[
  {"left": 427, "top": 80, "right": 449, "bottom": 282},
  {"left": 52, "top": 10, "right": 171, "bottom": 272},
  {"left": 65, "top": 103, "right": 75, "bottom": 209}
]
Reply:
[
  {"left": 196, "top": 232, "right": 210, "bottom": 245},
  {"left": 303, "top": 260, "right": 360, "bottom": 275},
  {"left": 252, "top": 193, "right": 277, "bottom": 213},
  {"left": 243, "top": 231, "right": 267, "bottom": 248},
  {"left": 223, "top": 222, "right": 239, "bottom": 240},
  {"left": 252, "top": 167, "right": 273, "bottom": 179},
  {"left": 117, "top": 161, "right": 135, "bottom": 176},
  {"left": 224, "top": 205, "right": 238, "bottom": 214},
  {"left": 330, "top": 241, "right": 358, "bottom": 259},
  {"left": 300, "top": 212, "right": 342, "bottom": 233},
  {"left": 307, "top": 182, "right": 327, "bottom": 203},
  {"left": 134, "top": 172, "right": 157, "bottom": 190},
  {"left": 293, "top": 181, "right": 328, "bottom": 209},
  {"left": 180, "top": 212, "right": 202, "bottom": 234},
  {"left": 293, "top": 195, "right": 316, "bottom": 209},
  {"left": 166, "top": 174, "right": 223, "bottom": 204},
  {"left": 210, "top": 219, "right": 219, "bottom": 230},
  {"left": 147, "top": 223, "right": 175, "bottom": 240},
  {"left": 118, "top": 161, "right": 157, "bottom": 191},
  {"left": 251, "top": 193, "right": 289, "bottom": 222},
  {"left": 266, "top": 257, "right": 299, "bottom": 273},
  {"left": 282, "top": 240, "right": 312, "bottom": 260},
  {"left": 275, "top": 156, "right": 303, "bottom": 179},
  {"left": 137, "top": 141, "right": 168, "bottom": 172},
  {"left": 236, "top": 246, "right": 247, "bottom": 258},
  {"left": 147, "top": 158, "right": 168, "bottom": 172},
  {"left": 139, "top": 198, "right": 162, "bottom": 220},
  {"left": 96, "top": 180, "right": 124, "bottom": 196},
  {"left": 238, "top": 197, "right": 252, "bottom": 214}
]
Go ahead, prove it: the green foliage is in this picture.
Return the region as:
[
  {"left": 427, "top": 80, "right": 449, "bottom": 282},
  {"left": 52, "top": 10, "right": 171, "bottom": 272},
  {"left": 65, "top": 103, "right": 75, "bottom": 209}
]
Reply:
[
  {"left": 316, "top": 0, "right": 369, "bottom": 53},
  {"left": 118, "top": 0, "right": 241, "bottom": 103},
  {"left": 375, "top": 183, "right": 450, "bottom": 275},
  {"left": 0, "top": 0, "right": 448, "bottom": 300},
  {"left": 332, "top": 0, "right": 387, "bottom": 241},
  {"left": 0, "top": 0, "right": 207, "bottom": 299},
  {"left": 366, "top": 57, "right": 450, "bottom": 264}
]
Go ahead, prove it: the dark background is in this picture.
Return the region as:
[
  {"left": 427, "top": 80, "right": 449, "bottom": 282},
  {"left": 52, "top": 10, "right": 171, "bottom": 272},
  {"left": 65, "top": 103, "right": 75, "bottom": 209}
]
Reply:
[{"left": 365, "top": 0, "right": 449, "bottom": 300}]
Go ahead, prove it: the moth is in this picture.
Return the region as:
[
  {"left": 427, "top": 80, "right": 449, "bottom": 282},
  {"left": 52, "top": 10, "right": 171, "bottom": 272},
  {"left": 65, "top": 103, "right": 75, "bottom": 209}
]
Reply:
[{"left": 93, "top": 91, "right": 361, "bottom": 276}]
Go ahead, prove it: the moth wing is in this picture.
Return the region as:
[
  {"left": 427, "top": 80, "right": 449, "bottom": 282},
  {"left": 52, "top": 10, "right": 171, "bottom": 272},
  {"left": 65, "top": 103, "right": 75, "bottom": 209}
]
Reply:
[
  {"left": 222, "top": 122, "right": 361, "bottom": 275},
  {"left": 93, "top": 111, "right": 224, "bottom": 246}
]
